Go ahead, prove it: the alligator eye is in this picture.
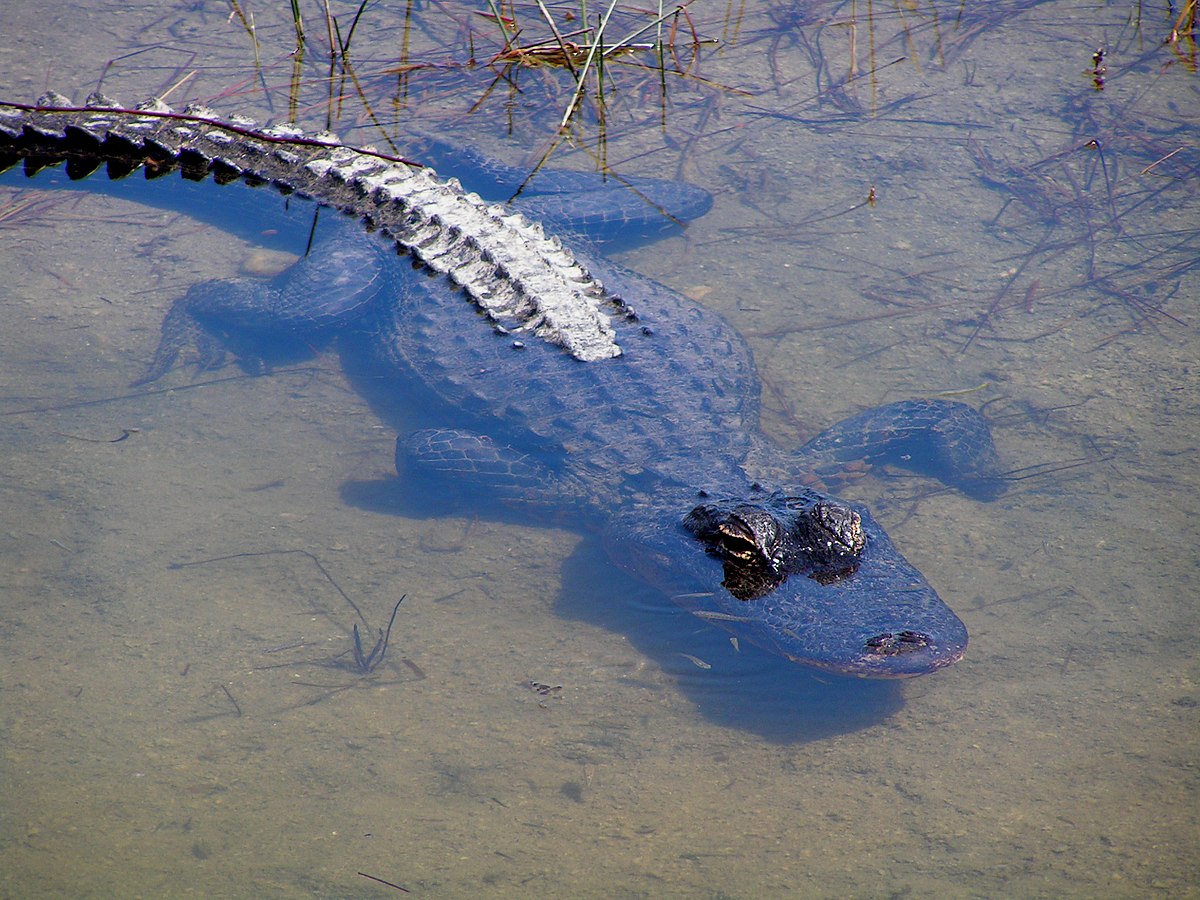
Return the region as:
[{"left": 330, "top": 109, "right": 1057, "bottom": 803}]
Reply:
[
  {"left": 811, "top": 502, "right": 865, "bottom": 555},
  {"left": 716, "top": 521, "right": 758, "bottom": 560},
  {"left": 685, "top": 503, "right": 789, "bottom": 600},
  {"left": 717, "top": 507, "right": 782, "bottom": 566}
]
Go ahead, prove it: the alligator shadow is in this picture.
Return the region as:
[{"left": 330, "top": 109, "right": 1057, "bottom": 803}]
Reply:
[
  {"left": 340, "top": 476, "right": 906, "bottom": 743},
  {"left": 553, "top": 535, "right": 906, "bottom": 742}
]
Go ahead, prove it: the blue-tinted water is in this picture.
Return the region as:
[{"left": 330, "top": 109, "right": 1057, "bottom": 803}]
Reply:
[{"left": 1, "top": 1, "right": 1196, "bottom": 895}]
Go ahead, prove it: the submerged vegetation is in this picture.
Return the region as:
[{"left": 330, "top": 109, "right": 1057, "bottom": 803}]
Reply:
[
  {"left": 10, "top": 1, "right": 1194, "bottom": 356},
  {"left": 8, "top": 1, "right": 1193, "bottom": 354},
  {"left": 7, "top": 0, "right": 1190, "bottom": 352}
]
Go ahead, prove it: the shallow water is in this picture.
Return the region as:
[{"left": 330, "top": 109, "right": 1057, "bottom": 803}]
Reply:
[{"left": 0, "top": 1, "right": 1196, "bottom": 896}]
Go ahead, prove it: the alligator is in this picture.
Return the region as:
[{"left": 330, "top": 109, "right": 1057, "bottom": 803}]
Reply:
[{"left": 0, "top": 92, "right": 1004, "bottom": 678}]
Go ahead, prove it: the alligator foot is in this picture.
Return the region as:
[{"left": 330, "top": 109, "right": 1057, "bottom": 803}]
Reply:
[{"left": 795, "top": 398, "right": 1006, "bottom": 500}]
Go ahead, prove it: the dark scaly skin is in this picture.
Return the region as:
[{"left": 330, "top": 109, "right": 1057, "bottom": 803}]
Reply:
[
  {"left": 375, "top": 248, "right": 987, "bottom": 677},
  {"left": 795, "top": 398, "right": 1006, "bottom": 502},
  {"left": 0, "top": 96, "right": 1005, "bottom": 678}
]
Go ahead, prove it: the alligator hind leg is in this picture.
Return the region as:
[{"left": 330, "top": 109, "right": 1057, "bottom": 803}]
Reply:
[
  {"left": 133, "top": 279, "right": 276, "bottom": 385},
  {"left": 134, "top": 221, "right": 387, "bottom": 386},
  {"left": 795, "top": 399, "right": 1005, "bottom": 500}
]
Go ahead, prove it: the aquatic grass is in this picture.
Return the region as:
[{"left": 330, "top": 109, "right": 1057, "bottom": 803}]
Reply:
[
  {"left": 213, "top": 0, "right": 1195, "bottom": 247},
  {"left": 1169, "top": 0, "right": 1197, "bottom": 39},
  {"left": 208, "top": 1, "right": 715, "bottom": 158},
  {"left": 472, "top": 0, "right": 707, "bottom": 131},
  {"left": 0, "top": 191, "right": 94, "bottom": 234},
  {"left": 299, "top": 0, "right": 726, "bottom": 184},
  {"left": 288, "top": 0, "right": 306, "bottom": 50},
  {"left": 1165, "top": 0, "right": 1197, "bottom": 68},
  {"left": 226, "top": 0, "right": 263, "bottom": 73},
  {"left": 318, "top": 0, "right": 373, "bottom": 63},
  {"left": 721, "top": 0, "right": 950, "bottom": 112}
]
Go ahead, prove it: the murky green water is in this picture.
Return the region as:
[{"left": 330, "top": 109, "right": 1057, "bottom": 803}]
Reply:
[{"left": 1, "top": 1, "right": 1196, "bottom": 896}]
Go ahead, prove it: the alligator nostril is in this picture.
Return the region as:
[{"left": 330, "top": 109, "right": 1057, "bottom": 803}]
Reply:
[{"left": 864, "top": 630, "right": 932, "bottom": 656}]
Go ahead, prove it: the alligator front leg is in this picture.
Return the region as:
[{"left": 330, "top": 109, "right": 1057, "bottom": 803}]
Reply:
[
  {"left": 398, "top": 428, "right": 591, "bottom": 513},
  {"left": 793, "top": 398, "right": 1006, "bottom": 501}
]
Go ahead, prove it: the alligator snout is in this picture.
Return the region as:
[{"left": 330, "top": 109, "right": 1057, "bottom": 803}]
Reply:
[{"left": 863, "top": 630, "right": 933, "bottom": 656}]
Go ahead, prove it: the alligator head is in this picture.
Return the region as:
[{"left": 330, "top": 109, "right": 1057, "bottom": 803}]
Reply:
[{"left": 606, "top": 488, "right": 968, "bottom": 678}]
